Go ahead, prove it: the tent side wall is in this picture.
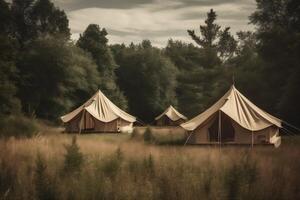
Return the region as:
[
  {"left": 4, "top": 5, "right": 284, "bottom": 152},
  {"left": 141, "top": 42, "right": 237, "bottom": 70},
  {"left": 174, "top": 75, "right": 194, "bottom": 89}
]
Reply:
[
  {"left": 156, "top": 115, "right": 186, "bottom": 126},
  {"left": 94, "top": 118, "right": 131, "bottom": 132},
  {"left": 186, "top": 114, "right": 217, "bottom": 144},
  {"left": 186, "top": 113, "right": 279, "bottom": 144},
  {"left": 64, "top": 112, "right": 132, "bottom": 133},
  {"left": 65, "top": 114, "right": 81, "bottom": 133}
]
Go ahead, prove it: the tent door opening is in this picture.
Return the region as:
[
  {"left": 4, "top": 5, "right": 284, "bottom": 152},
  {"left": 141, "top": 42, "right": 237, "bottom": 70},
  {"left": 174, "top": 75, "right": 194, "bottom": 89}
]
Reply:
[
  {"left": 83, "top": 112, "right": 95, "bottom": 131},
  {"left": 208, "top": 113, "right": 235, "bottom": 142},
  {"left": 163, "top": 116, "right": 171, "bottom": 126}
]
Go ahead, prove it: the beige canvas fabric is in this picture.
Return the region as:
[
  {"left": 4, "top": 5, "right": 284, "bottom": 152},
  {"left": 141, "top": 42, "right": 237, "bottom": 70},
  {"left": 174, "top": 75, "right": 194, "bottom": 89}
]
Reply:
[
  {"left": 155, "top": 105, "right": 187, "bottom": 121},
  {"left": 181, "top": 85, "right": 282, "bottom": 132},
  {"left": 61, "top": 90, "right": 136, "bottom": 123}
]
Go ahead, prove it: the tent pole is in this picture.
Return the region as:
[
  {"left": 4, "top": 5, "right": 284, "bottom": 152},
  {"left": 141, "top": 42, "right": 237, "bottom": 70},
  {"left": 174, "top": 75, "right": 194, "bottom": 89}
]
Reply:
[
  {"left": 184, "top": 131, "right": 193, "bottom": 146},
  {"left": 218, "top": 111, "right": 222, "bottom": 148},
  {"left": 79, "top": 110, "right": 85, "bottom": 135},
  {"left": 251, "top": 130, "right": 254, "bottom": 148}
]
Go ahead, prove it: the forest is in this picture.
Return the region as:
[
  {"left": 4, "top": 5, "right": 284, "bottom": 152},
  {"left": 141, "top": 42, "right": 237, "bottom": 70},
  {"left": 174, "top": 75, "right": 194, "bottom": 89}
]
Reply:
[{"left": 0, "top": 0, "right": 300, "bottom": 135}]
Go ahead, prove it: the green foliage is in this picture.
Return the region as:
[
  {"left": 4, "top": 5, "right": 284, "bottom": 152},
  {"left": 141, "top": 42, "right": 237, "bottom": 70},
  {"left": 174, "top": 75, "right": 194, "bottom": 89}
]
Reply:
[
  {"left": 165, "top": 39, "right": 231, "bottom": 117},
  {"left": 249, "top": 0, "right": 300, "bottom": 125},
  {"left": 34, "top": 153, "right": 57, "bottom": 200},
  {"left": 114, "top": 41, "right": 177, "bottom": 122},
  {"left": 0, "top": 152, "right": 17, "bottom": 199},
  {"left": 143, "top": 154, "right": 155, "bottom": 176},
  {"left": 0, "top": 0, "right": 12, "bottom": 34},
  {"left": 17, "top": 37, "right": 99, "bottom": 119},
  {"left": 63, "top": 136, "right": 84, "bottom": 176},
  {"left": 130, "top": 128, "right": 139, "bottom": 139},
  {"left": 187, "top": 9, "right": 237, "bottom": 65},
  {"left": 143, "top": 127, "right": 154, "bottom": 143},
  {"left": 115, "top": 147, "right": 123, "bottom": 161},
  {"left": 223, "top": 152, "right": 258, "bottom": 200},
  {"left": 11, "top": 0, "right": 69, "bottom": 45},
  {"left": 101, "top": 148, "right": 123, "bottom": 179},
  {"left": 77, "top": 24, "right": 127, "bottom": 109},
  {"left": 0, "top": 35, "right": 21, "bottom": 115},
  {"left": 0, "top": 115, "right": 39, "bottom": 138},
  {"left": 30, "top": 0, "right": 70, "bottom": 39},
  {"left": 154, "top": 131, "right": 187, "bottom": 145},
  {"left": 165, "top": 9, "right": 236, "bottom": 118}
]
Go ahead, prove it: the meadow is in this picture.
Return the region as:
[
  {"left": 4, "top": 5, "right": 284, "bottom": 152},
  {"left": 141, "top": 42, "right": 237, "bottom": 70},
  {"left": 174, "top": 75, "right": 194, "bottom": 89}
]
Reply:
[{"left": 0, "top": 125, "right": 300, "bottom": 200}]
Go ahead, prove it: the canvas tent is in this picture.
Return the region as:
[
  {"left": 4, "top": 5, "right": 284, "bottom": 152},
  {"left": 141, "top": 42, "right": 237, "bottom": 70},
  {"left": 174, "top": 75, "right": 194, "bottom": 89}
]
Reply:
[
  {"left": 61, "top": 90, "right": 136, "bottom": 133},
  {"left": 155, "top": 105, "right": 187, "bottom": 126},
  {"left": 181, "top": 85, "right": 282, "bottom": 147}
]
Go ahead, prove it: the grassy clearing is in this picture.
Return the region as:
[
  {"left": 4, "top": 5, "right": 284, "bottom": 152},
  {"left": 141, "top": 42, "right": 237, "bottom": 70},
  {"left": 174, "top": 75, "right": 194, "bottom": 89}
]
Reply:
[{"left": 0, "top": 126, "right": 300, "bottom": 200}]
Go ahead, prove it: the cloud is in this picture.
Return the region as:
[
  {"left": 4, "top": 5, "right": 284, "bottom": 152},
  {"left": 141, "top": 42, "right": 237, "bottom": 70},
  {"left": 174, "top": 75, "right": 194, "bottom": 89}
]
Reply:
[
  {"left": 59, "top": 0, "right": 256, "bottom": 47},
  {"left": 54, "top": 0, "right": 154, "bottom": 11}
]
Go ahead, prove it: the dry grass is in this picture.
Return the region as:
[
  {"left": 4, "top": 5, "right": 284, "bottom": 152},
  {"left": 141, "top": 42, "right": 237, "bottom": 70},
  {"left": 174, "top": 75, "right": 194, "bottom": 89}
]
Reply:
[{"left": 0, "top": 126, "right": 300, "bottom": 200}]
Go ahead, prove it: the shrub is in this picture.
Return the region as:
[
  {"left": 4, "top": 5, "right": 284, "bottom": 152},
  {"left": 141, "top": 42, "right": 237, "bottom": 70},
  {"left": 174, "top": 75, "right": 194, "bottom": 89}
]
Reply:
[
  {"left": 62, "top": 136, "right": 84, "bottom": 176},
  {"left": 130, "top": 128, "right": 139, "bottom": 139},
  {"left": 0, "top": 115, "right": 39, "bottom": 138},
  {"left": 101, "top": 148, "right": 124, "bottom": 180},
  {"left": 223, "top": 152, "right": 259, "bottom": 200},
  {"left": 115, "top": 147, "right": 123, "bottom": 161},
  {"left": 34, "top": 153, "right": 57, "bottom": 200},
  {"left": 143, "top": 127, "right": 154, "bottom": 143},
  {"left": 0, "top": 154, "right": 18, "bottom": 199},
  {"left": 143, "top": 154, "right": 155, "bottom": 176}
]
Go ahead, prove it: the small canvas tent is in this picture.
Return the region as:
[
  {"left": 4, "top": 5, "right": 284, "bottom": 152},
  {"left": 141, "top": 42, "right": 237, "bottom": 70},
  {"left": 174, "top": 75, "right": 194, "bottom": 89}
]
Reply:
[
  {"left": 61, "top": 90, "right": 136, "bottom": 133},
  {"left": 155, "top": 105, "right": 187, "bottom": 126},
  {"left": 181, "top": 85, "right": 282, "bottom": 147}
]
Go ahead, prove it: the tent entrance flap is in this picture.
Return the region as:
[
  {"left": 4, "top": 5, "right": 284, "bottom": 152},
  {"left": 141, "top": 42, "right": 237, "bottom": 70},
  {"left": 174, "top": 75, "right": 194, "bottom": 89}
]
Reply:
[
  {"left": 83, "top": 111, "right": 95, "bottom": 130},
  {"left": 208, "top": 112, "right": 235, "bottom": 142}
]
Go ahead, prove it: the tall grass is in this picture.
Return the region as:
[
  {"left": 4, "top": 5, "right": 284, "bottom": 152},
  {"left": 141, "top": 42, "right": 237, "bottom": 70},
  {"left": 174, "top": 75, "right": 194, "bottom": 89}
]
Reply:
[
  {"left": 0, "top": 115, "right": 39, "bottom": 138},
  {"left": 0, "top": 133, "right": 299, "bottom": 200}
]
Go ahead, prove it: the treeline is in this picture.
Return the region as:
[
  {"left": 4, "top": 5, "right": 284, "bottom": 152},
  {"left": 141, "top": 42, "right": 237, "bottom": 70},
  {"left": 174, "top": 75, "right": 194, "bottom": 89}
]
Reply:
[{"left": 0, "top": 0, "right": 299, "bottom": 128}]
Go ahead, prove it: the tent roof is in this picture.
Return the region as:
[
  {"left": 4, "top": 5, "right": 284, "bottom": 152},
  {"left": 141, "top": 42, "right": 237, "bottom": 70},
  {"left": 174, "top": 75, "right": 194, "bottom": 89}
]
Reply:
[
  {"left": 181, "top": 85, "right": 282, "bottom": 131},
  {"left": 155, "top": 105, "right": 187, "bottom": 121},
  {"left": 61, "top": 90, "right": 136, "bottom": 123}
]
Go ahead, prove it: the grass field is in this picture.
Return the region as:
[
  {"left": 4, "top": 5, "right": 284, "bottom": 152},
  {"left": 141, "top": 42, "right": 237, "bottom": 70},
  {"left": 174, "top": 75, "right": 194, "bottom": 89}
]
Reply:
[{"left": 0, "top": 125, "right": 300, "bottom": 200}]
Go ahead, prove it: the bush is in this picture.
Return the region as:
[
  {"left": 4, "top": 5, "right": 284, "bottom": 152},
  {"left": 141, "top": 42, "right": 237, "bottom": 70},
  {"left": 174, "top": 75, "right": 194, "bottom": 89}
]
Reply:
[
  {"left": 143, "top": 154, "right": 155, "bottom": 176},
  {"left": 101, "top": 148, "right": 123, "bottom": 180},
  {"left": 62, "top": 136, "right": 84, "bottom": 176},
  {"left": 0, "top": 115, "right": 39, "bottom": 138},
  {"left": 155, "top": 131, "right": 187, "bottom": 145},
  {"left": 143, "top": 127, "right": 154, "bottom": 143},
  {"left": 34, "top": 153, "right": 57, "bottom": 200},
  {"left": 0, "top": 154, "right": 18, "bottom": 199},
  {"left": 223, "top": 152, "right": 259, "bottom": 200},
  {"left": 130, "top": 128, "right": 139, "bottom": 139}
]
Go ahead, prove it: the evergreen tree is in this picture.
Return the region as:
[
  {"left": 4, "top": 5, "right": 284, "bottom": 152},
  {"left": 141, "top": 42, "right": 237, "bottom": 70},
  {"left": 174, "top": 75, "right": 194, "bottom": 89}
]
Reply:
[
  {"left": 77, "top": 24, "right": 127, "bottom": 109},
  {"left": 188, "top": 9, "right": 236, "bottom": 66},
  {"left": 34, "top": 153, "right": 56, "bottom": 200},
  {"left": 63, "top": 136, "right": 84, "bottom": 176}
]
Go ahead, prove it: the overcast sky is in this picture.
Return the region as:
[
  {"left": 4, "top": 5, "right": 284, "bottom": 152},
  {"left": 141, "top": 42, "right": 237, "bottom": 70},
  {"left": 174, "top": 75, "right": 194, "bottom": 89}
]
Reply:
[{"left": 53, "top": 0, "right": 256, "bottom": 47}]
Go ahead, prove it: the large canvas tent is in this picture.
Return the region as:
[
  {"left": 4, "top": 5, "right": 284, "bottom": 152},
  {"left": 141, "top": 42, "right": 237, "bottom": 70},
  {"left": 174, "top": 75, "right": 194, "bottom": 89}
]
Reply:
[
  {"left": 181, "top": 85, "right": 282, "bottom": 147},
  {"left": 61, "top": 90, "right": 136, "bottom": 133},
  {"left": 155, "top": 105, "right": 187, "bottom": 126}
]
